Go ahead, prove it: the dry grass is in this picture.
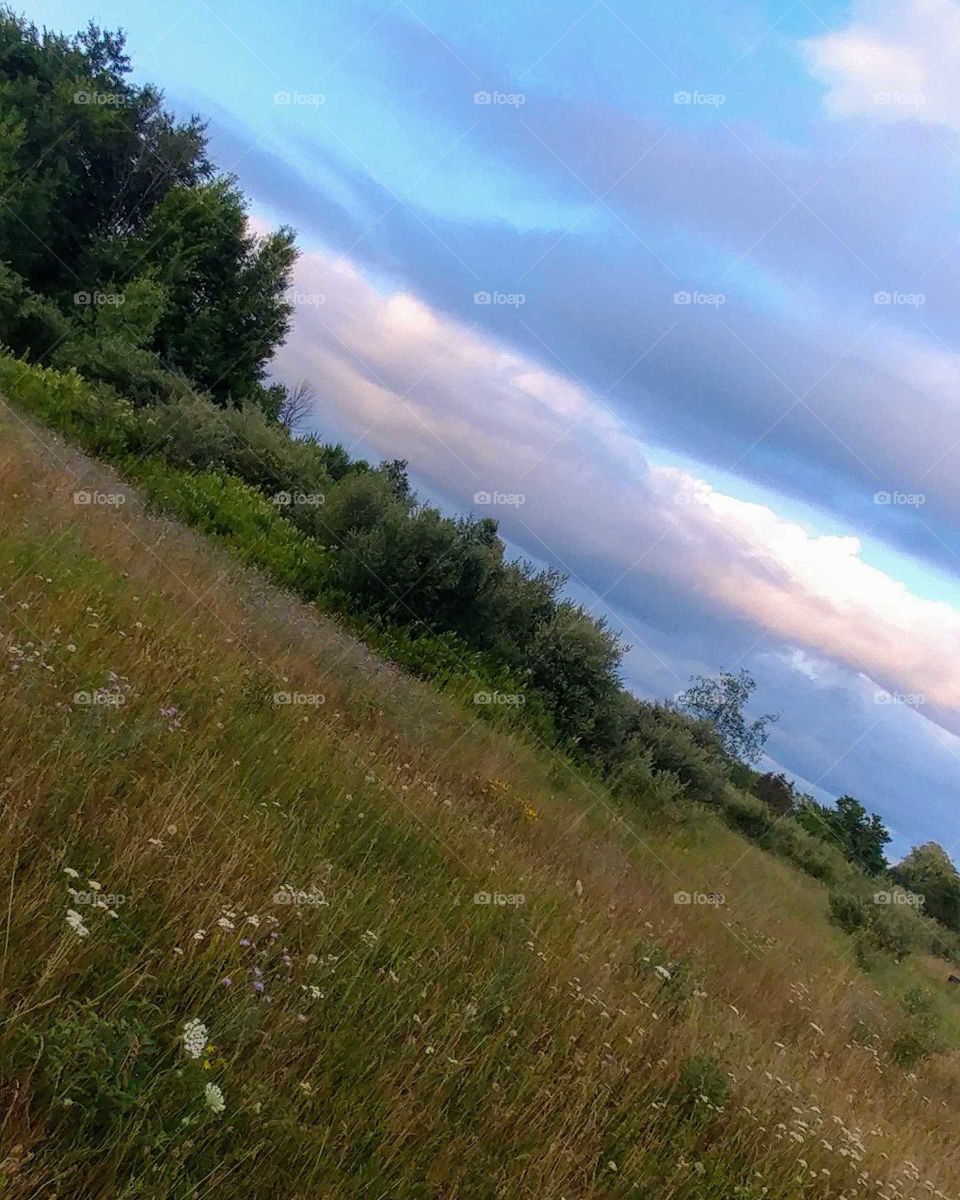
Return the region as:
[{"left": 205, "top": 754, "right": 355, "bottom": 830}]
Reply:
[{"left": 2, "top": 410, "right": 960, "bottom": 1199}]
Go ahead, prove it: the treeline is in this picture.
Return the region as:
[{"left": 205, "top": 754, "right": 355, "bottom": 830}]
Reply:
[{"left": 3, "top": 10, "right": 960, "bottom": 966}]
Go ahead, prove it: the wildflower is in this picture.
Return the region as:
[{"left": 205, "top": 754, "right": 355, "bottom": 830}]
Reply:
[
  {"left": 63, "top": 867, "right": 79, "bottom": 878},
  {"left": 217, "top": 917, "right": 235, "bottom": 930},
  {"left": 182, "top": 1019, "right": 209, "bottom": 1059},
  {"left": 653, "top": 964, "right": 672, "bottom": 981},
  {"left": 65, "top": 909, "right": 89, "bottom": 938},
  {"left": 575, "top": 879, "right": 583, "bottom": 897},
  {"left": 221, "top": 977, "right": 233, "bottom": 987},
  {"left": 88, "top": 880, "right": 101, "bottom": 891},
  {"left": 204, "top": 1082, "right": 225, "bottom": 1115}
]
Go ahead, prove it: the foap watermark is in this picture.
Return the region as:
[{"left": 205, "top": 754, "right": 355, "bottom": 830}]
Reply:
[
  {"left": 674, "top": 90, "right": 725, "bottom": 107},
  {"left": 273, "top": 691, "right": 325, "bottom": 707},
  {"left": 674, "top": 890, "right": 725, "bottom": 906},
  {"left": 474, "top": 890, "right": 525, "bottom": 906},
  {"left": 674, "top": 290, "right": 725, "bottom": 307},
  {"left": 74, "top": 688, "right": 126, "bottom": 707},
  {"left": 474, "top": 290, "right": 525, "bottom": 307},
  {"left": 874, "top": 890, "right": 925, "bottom": 907},
  {"left": 874, "top": 691, "right": 925, "bottom": 708},
  {"left": 272, "top": 491, "right": 325, "bottom": 507},
  {"left": 473, "top": 489, "right": 525, "bottom": 507},
  {"left": 273, "top": 886, "right": 328, "bottom": 906},
  {"left": 290, "top": 291, "right": 326, "bottom": 307},
  {"left": 73, "top": 90, "right": 131, "bottom": 106},
  {"left": 474, "top": 90, "right": 525, "bottom": 107},
  {"left": 474, "top": 690, "right": 525, "bottom": 708},
  {"left": 274, "top": 90, "right": 325, "bottom": 106},
  {"left": 873, "top": 490, "right": 925, "bottom": 507},
  {"left": 73, "top": 489, "right": 126, "bottom": 507},
  {"left": 72, "top": 890, "right": 127, "bottom": 907},
  {"left": 874, "top": 91, "right": 925, "bottom": 109},
  {"left": 874, "top": 290, "right": 924, "bottom": 307},
  {"left": 73, "top": 291, "right": 125, "bottom": 307}
]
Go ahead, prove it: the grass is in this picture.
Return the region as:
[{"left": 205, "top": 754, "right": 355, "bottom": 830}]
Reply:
[{"left": 3, "top": 408, "right": 960, "bottom": 1198}]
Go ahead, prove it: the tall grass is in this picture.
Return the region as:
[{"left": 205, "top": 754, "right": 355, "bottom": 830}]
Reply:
[{"left": 3, "top": 405, "right": 960, "bottom": 1198}]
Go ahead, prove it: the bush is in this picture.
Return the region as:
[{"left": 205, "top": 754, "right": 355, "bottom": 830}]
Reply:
[
  {"left": 673, "top": 1053, "right": 730, "bottom": 1121},
  {"left": 623, "top": 702, "right": 731, "bottom": 807},
  {"left": 829, "top": 888, "right": 869, "bottom": 933},
  {"left": 890, "top": 987, "right": 947, "bottom": 1068},
  {"left": 612, "top": 749, "right": 685, "bottom": 820},
  {"left": 720, "top": 787, "right": 776, "bottom": 841}
]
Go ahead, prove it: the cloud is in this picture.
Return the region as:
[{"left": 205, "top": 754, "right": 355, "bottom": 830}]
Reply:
[
  {"left": 277, "top": 242, "right": 960, "bottom": 726},
  {"left": 804, "top": 0, "right": 960, "bottom": 128}
]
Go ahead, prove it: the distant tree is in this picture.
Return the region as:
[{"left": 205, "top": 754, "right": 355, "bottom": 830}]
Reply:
[
  {"left": 381, "top": 458, "right": 412, "bottom": 501},
  {"left": 833, "top": 795, "right": 890, "bottom": 876},
  {"left": 753, "top": 771, "right": 796, "bottom": 816},
  {"left": 278, "top": 380, "right": 314, "bottom": 432},
  {"left": 893, "top": 843, "right": 960, "bottom": 931},
  {"left": 676, "top": 669, "right": 778, "bottom": 764},
  {"left": 795, "top": 794, "right": 890, "bottom": 876}
]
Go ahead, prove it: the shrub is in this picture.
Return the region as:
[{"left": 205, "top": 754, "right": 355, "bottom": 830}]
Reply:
[
  {"left": 890, "top": 987, "right": 947, "bottom": 1067},
  {"left": 829, "top": 888, "right": 869, "bottom": 934},
  {"left": 720, "top": 787, "right": 776, "bottom": 841},
  {"left": 673, "top": 1053, "right": 730, "bottom": 1121}
]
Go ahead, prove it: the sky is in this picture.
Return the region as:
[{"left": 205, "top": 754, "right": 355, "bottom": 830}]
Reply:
[{"left": 32, "top": 0, "right": 960, "bottom": 856}]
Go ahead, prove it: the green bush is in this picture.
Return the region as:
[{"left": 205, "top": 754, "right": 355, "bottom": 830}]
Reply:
[
  {"left": 829, "top": 888, "right": 869, "bottom": 933},
  {"left": 720, "top": 786, "right": 776, "bottom": 841},
  {"left": 890, "top": 987, "right": 947, "bottom": 1067},
  {"left": 673, "top": 1053, "right": 730, "bottom": 1121}
]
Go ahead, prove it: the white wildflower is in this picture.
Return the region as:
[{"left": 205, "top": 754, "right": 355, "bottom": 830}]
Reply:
[
  {"left": 63, "top": 867, "right": 79, "bottom": 878},
  {"left": 204, "top": 1082, "right": 225, "bottom": 1115},
  {"left": 65, "top": 909, "right": 89, "bottom": 937},
  {"left": 182, "top": 1018, "right": 208, "bottom": 1059}
]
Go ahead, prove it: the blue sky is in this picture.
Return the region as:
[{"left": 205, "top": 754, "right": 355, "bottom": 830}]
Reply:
[{"left": 33, "top": 0, "right": 960, "bottom": 856}]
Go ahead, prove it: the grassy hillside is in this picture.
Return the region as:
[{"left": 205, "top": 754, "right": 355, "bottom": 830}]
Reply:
[{"left": 3, "top": 407, "right": 960, "bottom": 1199}]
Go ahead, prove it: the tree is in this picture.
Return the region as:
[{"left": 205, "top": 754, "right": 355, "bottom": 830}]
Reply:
[
  {"left": 753, "top": 771, "right": 796, "bottom": 816},
  {"left": 0, "top": 13, "right": 210, "bottom": 294},
  {"left": 278, "top": 380, "right": 314, "bottom": 432},
  {"left": 119, "top": 180, "right": 297, "bottom": 405},
  {"left": 892, "top": 843, "right": 960, "bottom": 931},
  {"left": 676, "top": 669, "right": 778, "bottom": 763},
  {"left": 795, "top": 794, "right": 890, "bottom": 876}
]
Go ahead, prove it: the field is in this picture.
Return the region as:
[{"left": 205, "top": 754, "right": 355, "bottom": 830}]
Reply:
[{"left": 3, "top": 404, "right": 960, "bottom": 1199}]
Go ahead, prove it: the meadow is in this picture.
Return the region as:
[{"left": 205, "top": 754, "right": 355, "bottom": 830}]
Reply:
[{"left": 2, "top": 401, "right": 960, "bottom": 1199}]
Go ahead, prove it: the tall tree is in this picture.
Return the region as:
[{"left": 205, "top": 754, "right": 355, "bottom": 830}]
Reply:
[
  {"left": 893, "top": 843, "right": 960, "bottom": 930},
  {"left": 676, "top": 669, "right": 778, "bottom": 763}
]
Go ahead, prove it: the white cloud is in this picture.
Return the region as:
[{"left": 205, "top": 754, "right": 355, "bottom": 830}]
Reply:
[
  {"left": 277, "top": 242, "right": 960, "bottom": 719},
  {"left": 804, "top": 0, "right": 960, "bottom": 128}
]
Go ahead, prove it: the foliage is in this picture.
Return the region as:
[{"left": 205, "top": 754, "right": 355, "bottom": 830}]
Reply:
[
  {"left": 795, "top": 795, "right": 890, "bottom": 876},
  {"left": 676, "top": 668, "right": 779, "bottom": 763},
  {"left": 891, "top": 842, "right": 960, "bottom": 932}
]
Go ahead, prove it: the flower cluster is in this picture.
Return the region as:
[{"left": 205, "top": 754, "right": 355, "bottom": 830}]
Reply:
[{"left": 182, "top": 1018, "right": 209, "bottom": 1059}]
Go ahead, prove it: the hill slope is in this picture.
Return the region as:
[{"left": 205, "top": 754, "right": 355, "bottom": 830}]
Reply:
[{"left": 2, "top": 407, "right": 960, "bottom": 1199}]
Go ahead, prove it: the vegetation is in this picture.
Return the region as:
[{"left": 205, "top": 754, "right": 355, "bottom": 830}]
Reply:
[
  {"left": 4, "top": 404, "right": 960, "bottom": 1198},
  {"left": 5, "top": 9, "right": 960, "bottom": 1195}
]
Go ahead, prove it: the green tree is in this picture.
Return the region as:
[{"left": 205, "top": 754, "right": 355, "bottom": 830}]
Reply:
[
  {"left": 795, "top": 794, "right": 890, "bottom": 876},
  {"left": 114, "top": 180, "right": 297, "bottom": 405},
  {"left": 676, "top": 669, "right": 778, "bottom": 763},
  {"left": 892, "top": 843, "right": 960, "bottom": 931},
  {"left": 753, "top": 771, "right": 797, "bottom": 816},
  {"left": 0, "top": 12, "right": 209, "bottom": 294}
]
